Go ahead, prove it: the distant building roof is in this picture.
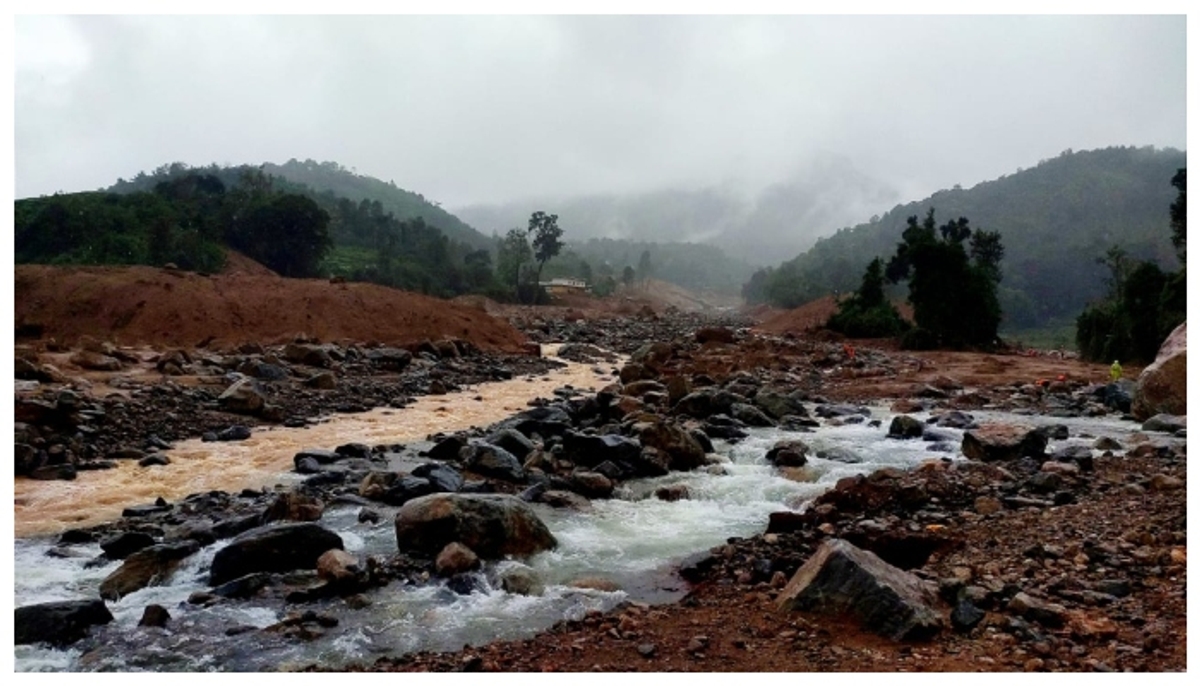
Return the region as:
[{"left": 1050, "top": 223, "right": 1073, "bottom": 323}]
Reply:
[{"left": 539, "top": 278, "right": 589, "bottom": 289}]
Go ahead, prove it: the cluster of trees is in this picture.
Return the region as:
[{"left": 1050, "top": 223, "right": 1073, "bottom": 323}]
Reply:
[
  {"left": 827, "top": 209, "right": 1004, "bottom": 349},
  {"left": 1075, "top": 169, "right": 1186, "bottom": 364},
  {"left": 16, "top": 169, "right": 331, "bottom": 277},
  {"left": 494, "top": 211, "right": 565, "bottom": 303},
  {"left": 745, "top": 146, "right": 1185, "bottom": 333}
]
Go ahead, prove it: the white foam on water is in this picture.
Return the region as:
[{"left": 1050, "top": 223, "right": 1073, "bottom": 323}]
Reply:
[{"left": 14, "top": 400, "right": 1151, "bottom": 671}]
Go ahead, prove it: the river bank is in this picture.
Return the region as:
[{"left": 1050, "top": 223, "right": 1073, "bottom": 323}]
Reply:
[{"left": 12, "top": 308, "right": 1187, "bottom": 672}]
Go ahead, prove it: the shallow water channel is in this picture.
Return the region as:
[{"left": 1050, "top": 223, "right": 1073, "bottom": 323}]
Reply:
[{"left": 13, "top": 351, "right": 1146, "bottom": 672}]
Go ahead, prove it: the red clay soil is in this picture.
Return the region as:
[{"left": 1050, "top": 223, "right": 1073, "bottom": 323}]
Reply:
[
  {"left": 14, "top": 263, "right": 529, "bottom": 353},
  {"left": 754, "top": 295, "right": 915, "bottom": 335}
]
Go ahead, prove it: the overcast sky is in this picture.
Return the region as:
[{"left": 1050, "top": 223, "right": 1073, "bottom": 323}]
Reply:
[{"left": 14, "top": 13, "right": 1187, "bottom": 215}]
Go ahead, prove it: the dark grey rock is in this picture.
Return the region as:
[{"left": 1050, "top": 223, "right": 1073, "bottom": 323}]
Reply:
[
  {"left": 777, "top": 538, "right": 943, "bottom": 641},
  {"left": 888, "top": 415, "right": 925, "bottom": 439},
  {"left": 208, "top": 523, "right": 344, "bottom": 586},
  {"left": 15, "top": 598, "right": 113, "bottom": 646}
]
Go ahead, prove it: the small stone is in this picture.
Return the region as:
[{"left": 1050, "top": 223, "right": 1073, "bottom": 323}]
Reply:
[
  {"left": 637, "top": 643, "right": 657, "bottom": 658},
  {"left": 974, "top": 496, "right": 1003, "bottom": 515},
  {"left": 1148, "top": 474, "right": 1184, "bottom": 491},
  {"left": 138, "top": 604, "right": 171, "bottom": 628}
]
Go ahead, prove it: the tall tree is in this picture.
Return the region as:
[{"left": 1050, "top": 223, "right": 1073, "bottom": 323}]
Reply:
[
  {"left": 637, "top": 249, "right": 654, "bottom": 288},
  {"left": 622, "top": 265, "right": 636, "bottom": 289},
  {"left": 496, "top": 228, "right": 532, "bottom": 301},
  {"left": 1170, "top": 168, "right": 1186, "bottom": 263},
  {"left": 826, "top": 257, "right": 909, "bottom": 338},
  {"left": 885, "top": 209, "right": 1003, "bottom": 349},
  {"left": 527, "top": 211, "right": 563, "bottom": 297}
]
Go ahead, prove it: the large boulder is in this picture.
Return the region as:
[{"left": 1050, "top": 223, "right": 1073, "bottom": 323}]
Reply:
[
  {"left": 1132, "top": 322, "right": 1186, "bottom": 420},
  {"left": 731, "top": 402, "right": 776, "bottom": 427},
  {"left": 99, "top": 541, "right": 201, "bottom": 600},
  {"left": 69, "top": 350, "right": 122, "bottom": 371},
  {"left": 411, "top": 462, "right": 465, "bottom": 493},
  {"left": 777, "top": 538, "right": 943, "bottom": 641},
  {"left": 672, "top": 389, "right": 717, "bottom": 419},
  {"left": 562, "top": 431, "right": 643, "bottom": 469},
  {"left": 282, "top": 342, "right": 332, "bottom": 367},
  {"left": 1142, "top": 414, "right": 1186, "bottom": 434},
  {"left": 218, "top": 378, "right": 266, "bottom": 415},
  {"left": 393, "top": 493, "right": 557, "bottom": 560},
  {"left": 752, "top": 389, "right": 808, "bottom": 420},
  {"left": 961, "top": 424, "right": 1047, "bottom": 462},
  {"left": 484, "top": 428, "right": 537, "bottom": 460},
  {"left": 765, "top": 439, "right": 809, "bottom": 467},
  {"left": 888, "top": 415, "right": 925, "bottom": 439},
  {"left": 639, "top": 419, "right": 708, "bottom": 472},
  {"left": 504, "top": 406, "right": 574, "bottom": 439},
  {"left": 365, "top": 346, "right": 413, "bottom": 371},
  {"left": 15, "top": 598, "right": 113, "bottom": 646},
  {"left": 461, "top": 442, "right": 525, "bottom": 482},
  {"left": 208, "top": 522, "right": 344, "bottom": 586}
]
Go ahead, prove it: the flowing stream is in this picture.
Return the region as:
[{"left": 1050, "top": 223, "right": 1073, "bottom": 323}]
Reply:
[{"left": 12, "top": 349, "right": 1147, "bottom": 672}]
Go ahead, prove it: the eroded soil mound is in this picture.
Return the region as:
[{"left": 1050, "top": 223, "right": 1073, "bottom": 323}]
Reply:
[
  {"left": 14, "top": 264, "right": 529, "bottom": 353},
  {"left": 755, "top": 295, "right": 914, "bottom": 335}
]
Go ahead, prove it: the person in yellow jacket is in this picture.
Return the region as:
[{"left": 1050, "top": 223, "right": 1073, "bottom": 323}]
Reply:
[{"left": 1110, "top": 360, "right": 1123, "bottom": 382}]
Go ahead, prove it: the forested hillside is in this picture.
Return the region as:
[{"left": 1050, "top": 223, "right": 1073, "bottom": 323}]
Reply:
[
  {"left": 21, "top": 160, "right": 753, "bottom": 299},
  {"left": 260, "top": 159, "right": 491, "bottom": 250},
  {"left": 109, "top": 159, "right": 491, "bottom": 251},
  {"left": 744, "top": 146, "right": 1185, "bottom": 331}
]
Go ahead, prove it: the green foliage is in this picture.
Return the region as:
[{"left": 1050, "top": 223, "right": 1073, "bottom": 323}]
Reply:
[
  {"left": 637, "top": 249, "right": 654, "bottom": 286},
  {"left": 1076, "top": 169, "right": 1186, "bottom": 364},
  {"left": 14, "top": 183, "right": 228, "bottom": 272},
  {"left": 750, "top": 146, "right": 1185, "bottom": 329},
  {"left": 104, "top": 161, "right": 488, "bottom": 298},
  {"left": 528, "top": 212, "right": 562, "bottom": 263},
  {"left": 900, "top": 327, "right": 939, "bottom": 351},
  {"left": 826, "top": 258, "right": 910, "bottom": 338},
  {"left": 261, "top": 159, "right": 490, "bottom": 250},
  {"left": 1170, "top": 168, "right": 1186, "bottom": 262},
  {"left": 527, "top": 211, "right": 564, "bottom": 291},
  {"left": 227, "top": 193, "right": 331, "bottom": 278},
  {"left": 622, "top": 265, "right": 636, "bottom": 288},
  {"left": 885, "top": 209, "right": 1003, "bottom": 349},
  {"left": 496, "top": 228, "right": 533, "bottom": 302},
  {"left": 1077, "top": 254, "right": 1185, "bottom": 364}
]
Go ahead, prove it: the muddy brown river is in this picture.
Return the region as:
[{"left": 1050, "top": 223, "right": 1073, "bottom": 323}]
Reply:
[{"left": 13, "top": 346, "right": 616, "bottom": 538}]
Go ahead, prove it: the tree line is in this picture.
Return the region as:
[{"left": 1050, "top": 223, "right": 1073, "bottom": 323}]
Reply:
[
  {"left": 1075, "top": 168, "right": 1185, "bottom": 364},
  {"left": 15, "top": 169, "right": 330, "bottom": 277}
]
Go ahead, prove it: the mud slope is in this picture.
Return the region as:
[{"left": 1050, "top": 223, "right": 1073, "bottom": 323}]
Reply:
[{"left": 14, "top": 264, "right": 529, "bottom": 353}]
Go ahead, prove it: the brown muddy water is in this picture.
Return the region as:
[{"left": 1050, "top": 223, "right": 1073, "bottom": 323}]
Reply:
[{"left": 13, "top": 347, "right": 618, "bottom": 538}]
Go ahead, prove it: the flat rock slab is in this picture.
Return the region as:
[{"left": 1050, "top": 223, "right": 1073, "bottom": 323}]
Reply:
[{"left": 776, "top": 538, "right": 944, "bottom": 641}]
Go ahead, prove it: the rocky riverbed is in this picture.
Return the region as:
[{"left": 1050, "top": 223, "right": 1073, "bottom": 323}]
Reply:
[{"left": 12, "top": 309, "right": 1187, "bottom": 672}]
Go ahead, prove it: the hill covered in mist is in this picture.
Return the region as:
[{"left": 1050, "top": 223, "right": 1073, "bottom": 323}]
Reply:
[
  {"left": 454, "top": 154, "right": 900, "bottom": 266},
  {"left": 745, "top": 146, "right": 1185, "bottom": 331}
]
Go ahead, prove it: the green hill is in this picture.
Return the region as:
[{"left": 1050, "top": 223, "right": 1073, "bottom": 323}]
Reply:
[
  {"left": 747, "top": 146, "right": 1185, "bottom": 332},
  {"left": 260, "top": 159, "right": 491, "bottom": 250},
  {"left": 109, "top": 159, "right": 491, "bottom": 251}
]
